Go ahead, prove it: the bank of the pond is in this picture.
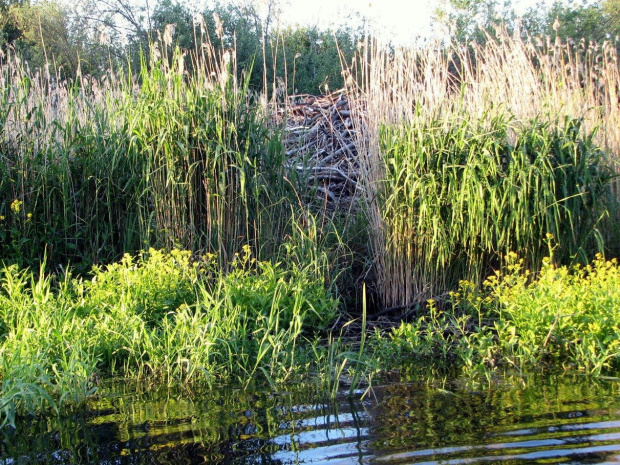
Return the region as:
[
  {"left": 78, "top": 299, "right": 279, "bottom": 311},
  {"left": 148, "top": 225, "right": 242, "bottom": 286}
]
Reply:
[
  {"left": 0, "top": 247, "right": 343, "bottom": 427},
  {"left": 2, "top": 247, "right": 620, "bottom": 429},
  {"left": 372, "top": 252, "right": 620, "bottom": 379},
  {"left": 4, "top": 371, "right": 620, "bottom": 464}
]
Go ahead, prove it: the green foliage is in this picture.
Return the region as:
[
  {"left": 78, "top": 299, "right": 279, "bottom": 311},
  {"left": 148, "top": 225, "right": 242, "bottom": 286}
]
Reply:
[
  {"left": 375, "top": 299, "right": 498, "bottom": 377},
  {"left": 377, "top": 253, "right": 620, "bottom": 378},
  {"left": 0, "top": 44, "right": 291, "bottom": 269},
  {"left": 0, "top": 246, "right": 339, "bottom": 427},
  {"left": 377, "top": 113, "right": 613, "bottom": 305},
  {"left": 120, "top": 0, "right": 359, "bottom": 94},
  {"left": 274, "top": 26, "right": 357, "bottom": 95},
  {"left": 0, "top": 263, "right": 99, "bottom": 428},
  {"left": 433, "top": 0, "right": 517, "bottom": 44},
  {"left": 522, "top": 0, "right": 620, "bottom": 45},
  {"left": 151, "top": 0, "right": 195, "bottom": 51},
  {"left": 485, "top": 252, "right": 620, "bottom": 375},
  {"left": 436, "top": 0, "right": 620, "bottom": 47},
  {"left": 0, "top": 0, "right": 102, "bottom": 77},
  {"left": 223, "top": 246, "right": 337, "bottom": 332},
  {"left": 82, "top": 249, "right": 200, "bottom": 324},
  {"left": 0, "top": 1, "right": 23, "bottom": 39}
]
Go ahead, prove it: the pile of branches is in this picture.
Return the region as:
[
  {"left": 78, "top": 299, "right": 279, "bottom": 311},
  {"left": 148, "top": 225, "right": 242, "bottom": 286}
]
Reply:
[{"left": 279, "top": 90, "right": 361, "bottom": 212}]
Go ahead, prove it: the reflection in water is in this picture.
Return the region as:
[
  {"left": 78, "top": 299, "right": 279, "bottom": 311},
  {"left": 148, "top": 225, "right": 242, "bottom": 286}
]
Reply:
[{"left": 1, "top": 375, "right": 620, "bottom": 464}]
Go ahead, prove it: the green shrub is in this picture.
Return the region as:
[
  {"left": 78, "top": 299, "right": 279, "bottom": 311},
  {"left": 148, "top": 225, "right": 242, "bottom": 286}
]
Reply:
[
  {"left": 79, "top": 248, "right": 200, "bottom": 323},
  {"left": 485, "top": 252, "right": 620, "bottom": 375},
  {"left": 375, "top": 299, "right": 498, "bottom": 377},
  {"left": 0, "top": 247, "right": 339, "bottom": 427}
]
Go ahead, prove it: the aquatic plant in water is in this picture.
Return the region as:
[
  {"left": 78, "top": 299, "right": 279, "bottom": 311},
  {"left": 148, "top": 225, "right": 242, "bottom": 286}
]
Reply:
[
  {"left": 380, "top": 251, "right": 620, "bottom": 378},
  {"left": 0, "top": 247, "right": 339, "bottom": 428}
]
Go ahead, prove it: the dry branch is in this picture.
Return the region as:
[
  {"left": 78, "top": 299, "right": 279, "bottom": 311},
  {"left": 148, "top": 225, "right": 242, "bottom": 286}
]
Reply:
[{"left": 277, "top": 91, "right": 362, "bottom": 212}]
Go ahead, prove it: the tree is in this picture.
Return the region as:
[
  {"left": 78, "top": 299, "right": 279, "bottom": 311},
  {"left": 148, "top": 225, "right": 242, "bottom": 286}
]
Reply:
[
  {"left": 433, "top": 0, "right": 517, "bottom": 44},
  {"left": 78, "top": 0, "right": 150, "bottom": 42},
  {"left": 1, "top": 0, "right": 29, "bottom": 46},
  {"left": 433, "top": 0, "right": 620, "bottom": 49},
  {"left": 602, "top": 0, "right": 620, "bottom": 36},
  {"left": 274, "top": 25, "right": 357, "bottom": 94},
  {"left": 210, "top": 0, "right": 282, "bottom": 91},
  {"left": 132, "top": 0, "right": 283, "bottom": 90},
  {"left": 521, "top": 0, "right": 620, "bottom": 43},
  {"left": 151, "top": 0, "right": 194, "bottom": 51},
  {"left": 1, "top": 0, "right": 361, "bottom": 93},
  {"left": 1, "top": 1, "right": 80, "bottom": 74}
]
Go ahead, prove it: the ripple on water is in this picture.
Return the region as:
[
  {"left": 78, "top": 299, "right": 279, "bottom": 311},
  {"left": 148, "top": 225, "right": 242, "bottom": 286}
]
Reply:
[{"left": 2, "top": 374, "right": 620, "bottom": 464}]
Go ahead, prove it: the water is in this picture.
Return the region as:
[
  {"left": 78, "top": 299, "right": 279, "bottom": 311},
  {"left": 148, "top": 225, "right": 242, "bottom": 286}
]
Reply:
[{"left": 2, "top": 374, "right": 620, "bottom": 464}]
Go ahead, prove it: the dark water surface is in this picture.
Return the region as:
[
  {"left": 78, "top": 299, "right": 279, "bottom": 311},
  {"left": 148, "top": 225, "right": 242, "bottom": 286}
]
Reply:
[{"left": 2, "top": 374, "right": 620, "bottom": 464}]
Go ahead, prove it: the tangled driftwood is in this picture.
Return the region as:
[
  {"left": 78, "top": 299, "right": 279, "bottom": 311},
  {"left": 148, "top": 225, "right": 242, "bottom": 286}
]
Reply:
[{"left": 279, "top": 90, "right": 361, "bottom": 212}]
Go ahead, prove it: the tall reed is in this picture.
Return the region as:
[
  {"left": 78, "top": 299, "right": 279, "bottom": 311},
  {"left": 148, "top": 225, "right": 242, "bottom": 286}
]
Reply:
[
  {"left": 349, "top": 31, "right": 619, "bottom": 309},
  {"left": 0, "top": 36, "right": 290, "bottom": 268}
]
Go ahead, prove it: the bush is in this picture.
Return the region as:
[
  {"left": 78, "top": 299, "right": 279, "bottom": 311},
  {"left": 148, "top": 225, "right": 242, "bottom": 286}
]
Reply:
[
  {"left": 0, "top": 247, "right": 338, "bottom": 427},
  {"left": 485, "top": 252, "right": 620, "bottom": 375}
]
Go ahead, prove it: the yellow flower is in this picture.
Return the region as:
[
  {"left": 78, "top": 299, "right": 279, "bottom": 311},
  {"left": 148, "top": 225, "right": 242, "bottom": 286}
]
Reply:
[{"left": 10, "top": 199, "right": 22, "bottom": 213}]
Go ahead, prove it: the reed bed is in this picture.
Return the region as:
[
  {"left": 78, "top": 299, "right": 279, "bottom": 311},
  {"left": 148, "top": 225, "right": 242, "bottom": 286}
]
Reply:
[
  {"left": 350, "top": 31, "right": 620, "bottom": 309},
  {"left": 0, "top": 38, "right": 291, "bottom": 269}
]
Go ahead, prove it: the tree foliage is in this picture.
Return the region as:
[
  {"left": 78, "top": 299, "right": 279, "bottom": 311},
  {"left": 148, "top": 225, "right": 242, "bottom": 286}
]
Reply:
[
  {"left": 274, "top": 26, "right": 357, "bottom": 94},
  {"left": 1, "top": 0, "right": 29, "bottom": 46},
  {"left": 2, "top": 0, "right": 616, "bottom": 90},
  {"left": 522, "top": 0, "right": 620, "bottom": 44},
  {"left": 435, "top": 0, "right": 620, "bottom": 47},
  {"left": 433, "top": 0, "right": 516, "bottom": 44},
  {"left": 1, "top": 1, "right": 81, "bottom": 74}
]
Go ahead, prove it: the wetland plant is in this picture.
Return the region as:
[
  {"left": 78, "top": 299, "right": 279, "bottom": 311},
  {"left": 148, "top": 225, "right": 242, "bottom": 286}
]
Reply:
[
  {"left": 379, "top": 251, "right": 620, "bottom": 378},
  {"left": 350, "top": 30, "right": 619, "bottom": 310},
  {"left": 0, "top": 39, "right": 291, "bottom": 269},
  {"left": 0, "top": 246, "right": 339, "bottom": 427}
]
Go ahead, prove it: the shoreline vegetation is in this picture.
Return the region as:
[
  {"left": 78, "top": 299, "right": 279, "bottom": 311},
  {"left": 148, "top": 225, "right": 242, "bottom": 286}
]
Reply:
[{"left": 1, "top": 24, "right": 619, "bottom": 428}]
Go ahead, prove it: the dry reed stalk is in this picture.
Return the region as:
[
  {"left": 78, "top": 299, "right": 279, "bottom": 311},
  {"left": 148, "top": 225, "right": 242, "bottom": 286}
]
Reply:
[
  {"left": 348, "top": 30, "right": 619, "bottom": 310},
  {"left": 0, "top": 32, "right": 284, "bottom": 267}
]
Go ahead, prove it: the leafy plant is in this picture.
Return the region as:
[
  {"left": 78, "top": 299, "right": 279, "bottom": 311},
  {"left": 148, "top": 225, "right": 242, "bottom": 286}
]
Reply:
[
  {"left": 0, "top": 246, "right": 339, "bottom": 427},
  {"left": 486, "top": 252, "right": 620, "bottom": 375}
]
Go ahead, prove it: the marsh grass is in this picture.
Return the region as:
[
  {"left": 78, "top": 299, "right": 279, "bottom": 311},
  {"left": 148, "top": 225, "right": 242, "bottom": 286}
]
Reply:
[
  {"left": 3, "top": 23, "right": 620, "bottom": 429},
  {"left": 0, "top": 35, "right": 291, "bottom": 268},
  {"left": 377, "top": 115, "right": 613, "bottom": 307},
  {"left": 0, "top": 246, "right": 339, "bottom": 427},
  {"left": 350, "top": 30, "right": 620, "bottom": 309},
  {"left": 0, "top": 38, "right": 360, "bottom": 427}
]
